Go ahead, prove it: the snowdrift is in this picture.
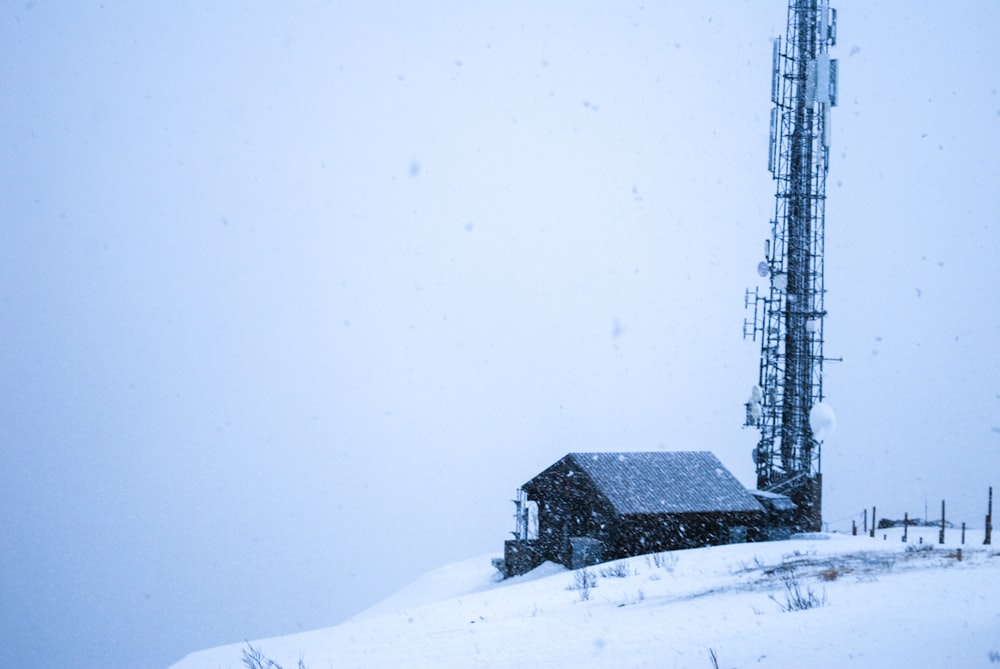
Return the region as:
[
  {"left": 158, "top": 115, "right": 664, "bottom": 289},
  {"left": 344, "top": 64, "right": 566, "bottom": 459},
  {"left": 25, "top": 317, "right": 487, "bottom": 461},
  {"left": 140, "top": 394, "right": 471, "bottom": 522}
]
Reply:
[{"left": 169, "top": 529, "right": 1000, "bottom": 669}]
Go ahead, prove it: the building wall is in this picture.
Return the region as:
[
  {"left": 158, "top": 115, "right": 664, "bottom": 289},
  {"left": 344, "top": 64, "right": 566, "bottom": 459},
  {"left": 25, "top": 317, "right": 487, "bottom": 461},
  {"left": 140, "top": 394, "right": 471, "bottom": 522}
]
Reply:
[
  {"left": 608, "top": 511, "right": 762, "bottom": 558},
  {"left": 502, "top": 539, "right": 546, "bottom": 578},
  {"left": 525, "top": 459, "right": 616, "bottom": 565},
  {"left": 533, "top": 490, "right": 614, "bottom": 566},
  {"left": 529, "top": 494, "right": 762, "bottom": 568}
]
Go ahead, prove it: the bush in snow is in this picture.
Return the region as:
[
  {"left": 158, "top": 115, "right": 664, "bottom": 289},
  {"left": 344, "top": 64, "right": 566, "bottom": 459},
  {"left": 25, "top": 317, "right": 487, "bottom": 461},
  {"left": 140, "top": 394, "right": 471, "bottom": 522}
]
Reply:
[
  {"left": 599, "top": 562, "right": 632, "bottom": 578},
  {"left": 708, "top": 647, "right": 735, "bottom": 669},
  {"left": 646, "top": 551, "right": 678, "bottom": 573},
  {"left": 569, "top": 568, "right": 596, "bottom": 601},
  {"left": 769, "top": 574, "right": 826, "bottom": 612},
  {"left": 819, "top": 566, "right": 841, "bottom": 581},
  {"left": 241, "top": 643, "right": 306, "bottom": 669}
]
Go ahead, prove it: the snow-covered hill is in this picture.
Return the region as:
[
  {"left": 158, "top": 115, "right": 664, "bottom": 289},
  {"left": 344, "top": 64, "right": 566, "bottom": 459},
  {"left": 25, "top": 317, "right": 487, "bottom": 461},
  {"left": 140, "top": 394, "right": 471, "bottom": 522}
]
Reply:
[{"left": 170, "top": 530, "right": 1000, "bottom": 668}]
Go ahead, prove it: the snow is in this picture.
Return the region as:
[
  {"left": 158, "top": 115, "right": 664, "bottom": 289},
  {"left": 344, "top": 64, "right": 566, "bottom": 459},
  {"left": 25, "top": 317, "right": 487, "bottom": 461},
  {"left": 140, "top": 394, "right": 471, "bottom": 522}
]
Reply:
[
  {"left": 169, "top": 530, "right": 1000, "bottom": 668},
  {"left": 348, "top": 556, "right": 565, "bottom": 622}
]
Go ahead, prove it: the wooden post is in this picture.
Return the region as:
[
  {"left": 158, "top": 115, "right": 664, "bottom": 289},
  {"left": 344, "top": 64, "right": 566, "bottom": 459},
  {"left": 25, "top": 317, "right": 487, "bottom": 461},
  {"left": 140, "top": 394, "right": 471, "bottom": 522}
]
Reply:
[
  {"left": 852, "top": 519, "right": 857, "bottom": 536},
  {"left": 902, "top": 512, "right": 908, "bottom": 543},
  {"left": 939, "top": 499, "right": 945, "bottom": 544},
  {"left": 870, "top": 505, "right": 876, "bottom": 538},
  {"left": 961, "top": 521, "right": 966, "bottom": 545},
  {"left": 863, "top": 508, "right": 868, "bottom": 534},
  {"left": 985, "top": 486, "right": 993, "bottom": 546}
]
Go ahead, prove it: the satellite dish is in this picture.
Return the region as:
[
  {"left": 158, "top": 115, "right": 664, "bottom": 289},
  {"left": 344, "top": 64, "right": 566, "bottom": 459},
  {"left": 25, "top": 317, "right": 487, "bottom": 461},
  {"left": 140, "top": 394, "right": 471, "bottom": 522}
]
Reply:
[
  {"left": 809, "top": 402, "right": 837, "bottom": 441},
  {"left": 757, "top": 261, "right": 769, "bottom": 277}
]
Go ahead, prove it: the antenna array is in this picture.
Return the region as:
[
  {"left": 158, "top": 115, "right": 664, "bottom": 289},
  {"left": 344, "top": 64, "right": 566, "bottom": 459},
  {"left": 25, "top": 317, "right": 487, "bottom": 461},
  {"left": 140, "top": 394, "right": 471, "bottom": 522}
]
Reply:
[{"left": 744, "top": 0, "right": 838, "bottom": 532}]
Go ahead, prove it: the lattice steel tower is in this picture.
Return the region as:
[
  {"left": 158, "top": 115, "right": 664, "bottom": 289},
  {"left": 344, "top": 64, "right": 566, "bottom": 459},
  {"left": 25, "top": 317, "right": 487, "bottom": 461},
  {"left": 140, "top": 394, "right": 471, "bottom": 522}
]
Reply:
[{"left": 744, "top": 0, "right": 838, "bottom": 533}]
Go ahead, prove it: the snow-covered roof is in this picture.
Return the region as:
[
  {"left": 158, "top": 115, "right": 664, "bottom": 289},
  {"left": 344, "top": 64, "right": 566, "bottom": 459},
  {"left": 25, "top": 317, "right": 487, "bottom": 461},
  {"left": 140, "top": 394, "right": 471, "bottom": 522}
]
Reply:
[{"left": 524, "top": 451, "right": 764, "bottom": 516}]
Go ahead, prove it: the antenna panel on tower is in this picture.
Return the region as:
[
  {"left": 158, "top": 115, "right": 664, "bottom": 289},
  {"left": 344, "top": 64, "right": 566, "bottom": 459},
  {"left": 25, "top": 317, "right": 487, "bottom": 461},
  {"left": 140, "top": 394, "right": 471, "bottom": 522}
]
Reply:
[
  {"left": 771, "top": 37, "right": 782, "bottom": 103},
  {"left": 829, "top": 59, "right": 838, "bottom": 107},
  {"left": 768, "top": 108, "right": 778, "bottom": 173}
]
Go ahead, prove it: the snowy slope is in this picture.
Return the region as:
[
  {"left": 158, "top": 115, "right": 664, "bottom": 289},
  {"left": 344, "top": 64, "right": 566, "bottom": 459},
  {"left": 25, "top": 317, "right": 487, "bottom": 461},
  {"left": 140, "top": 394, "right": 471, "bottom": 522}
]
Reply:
[
  {"left": 169, "top": 531, "right": 1000, "bottom": 669},
  {"left": 348, "top": 554, "right": 567, "bottom": 622}
]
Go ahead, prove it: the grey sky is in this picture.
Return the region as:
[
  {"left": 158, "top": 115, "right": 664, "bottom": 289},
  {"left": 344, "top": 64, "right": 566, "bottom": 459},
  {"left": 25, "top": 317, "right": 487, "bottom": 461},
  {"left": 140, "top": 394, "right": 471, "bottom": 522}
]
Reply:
[{"left": 2, "top": 2, "right": 998, "bottom": 668}]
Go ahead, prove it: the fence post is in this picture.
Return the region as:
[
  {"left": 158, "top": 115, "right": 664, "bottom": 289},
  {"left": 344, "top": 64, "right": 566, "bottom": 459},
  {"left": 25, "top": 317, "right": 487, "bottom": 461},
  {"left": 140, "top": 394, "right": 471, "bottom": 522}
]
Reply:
[
  {"left": 870, "top": 506, "right": 876, "bottom": 538},
  {"left": 961, "top": 522, "right": 966, "bottom": 545},
  {"left": 852, "top": 519, "right": 857, "bottom": 536},
  {"left": 985, "top": 486, "right": 993, "bottom": 546},
  {"left": 902, "top": 512, "right": 908, "bottom": 543},
  {"left": 939, "top": 500, "right": 945, "bottom": 544}
]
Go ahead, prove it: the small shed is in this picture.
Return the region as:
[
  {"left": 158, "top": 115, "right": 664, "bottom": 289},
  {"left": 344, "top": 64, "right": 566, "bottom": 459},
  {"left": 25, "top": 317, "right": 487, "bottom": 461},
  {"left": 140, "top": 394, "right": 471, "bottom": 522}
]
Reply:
[
  {"left": 501, "top": 451, "right": 767, "bottom": 577},
  {"left": 749, "top": 489, "right": 799, "bottom": 541}
]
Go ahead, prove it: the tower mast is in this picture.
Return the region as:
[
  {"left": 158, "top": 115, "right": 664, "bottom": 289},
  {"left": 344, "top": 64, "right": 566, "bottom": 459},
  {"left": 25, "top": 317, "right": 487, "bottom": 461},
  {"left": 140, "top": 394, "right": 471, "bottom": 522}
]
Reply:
[{"left": 744, "top": 0, "right": 838, "bottom": 533}]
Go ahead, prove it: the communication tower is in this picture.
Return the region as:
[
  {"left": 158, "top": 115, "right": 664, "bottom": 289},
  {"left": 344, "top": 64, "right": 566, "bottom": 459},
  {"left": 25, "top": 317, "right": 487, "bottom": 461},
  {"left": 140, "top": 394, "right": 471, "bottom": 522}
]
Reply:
[{"left": 743, "top": 0, "right": 838, "bottom": 533}]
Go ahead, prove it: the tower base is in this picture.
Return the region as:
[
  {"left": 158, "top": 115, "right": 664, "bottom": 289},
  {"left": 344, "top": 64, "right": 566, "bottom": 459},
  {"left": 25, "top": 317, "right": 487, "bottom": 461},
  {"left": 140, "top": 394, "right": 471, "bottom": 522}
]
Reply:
[{"left": 786, "top": 473, "right": 822, "bottom": 533}]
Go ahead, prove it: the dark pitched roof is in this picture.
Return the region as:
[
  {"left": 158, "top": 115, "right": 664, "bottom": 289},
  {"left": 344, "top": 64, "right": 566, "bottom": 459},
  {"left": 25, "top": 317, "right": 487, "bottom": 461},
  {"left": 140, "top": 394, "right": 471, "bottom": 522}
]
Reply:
[{"left": 527, "top": 451, "right": 763, "bottom": 516}]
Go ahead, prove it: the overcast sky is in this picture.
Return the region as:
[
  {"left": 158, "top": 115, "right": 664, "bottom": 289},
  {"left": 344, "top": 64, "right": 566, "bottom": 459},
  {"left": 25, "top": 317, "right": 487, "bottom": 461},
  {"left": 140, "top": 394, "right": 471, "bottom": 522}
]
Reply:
[{"left": 2, "top": 2, "right": 999, "bottom": 668}]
